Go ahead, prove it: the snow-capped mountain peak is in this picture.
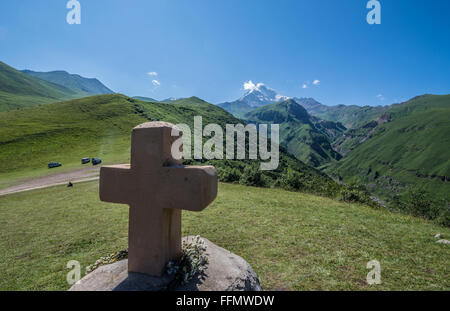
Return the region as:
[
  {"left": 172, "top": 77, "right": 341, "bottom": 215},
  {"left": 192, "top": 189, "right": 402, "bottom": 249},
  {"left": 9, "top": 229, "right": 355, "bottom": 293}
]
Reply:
[{"left": 240, "top": 81, "right": 289, "bottom": 107}]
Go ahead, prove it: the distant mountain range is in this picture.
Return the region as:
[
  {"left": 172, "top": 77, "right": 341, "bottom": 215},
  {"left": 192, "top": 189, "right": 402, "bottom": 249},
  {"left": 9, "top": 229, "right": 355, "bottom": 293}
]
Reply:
[
  {"left": 218, "top": 84, "right": 389, "bottom": 129},
  {"left": 218, "top": 83, "right": 390, "bottom": 167},
  {"left": 0, "top": 61, "right": 113, "bottom": 111},
  {"left": 219, "top": 82, "right": 449, "bottom": 203},
  {"left": 293, "top": 97, "right": 391, "bottom": 129},
  {"left": 132, "top": 96, "right": 187, "bottom": 103},
  {"left": 22, "top": 70, "right": 113, "bottom": 97},
  {"left": 132, "top": 96, "right": 158, "bottom": 102}
]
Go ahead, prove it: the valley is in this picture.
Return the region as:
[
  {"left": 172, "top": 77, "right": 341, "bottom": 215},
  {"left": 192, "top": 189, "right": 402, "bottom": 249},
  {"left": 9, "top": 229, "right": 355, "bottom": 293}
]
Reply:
[
  {"left": 0, "top": 60, "right": 448, "bottom": 227},
  {"left": 218, "top": 81, "right": 449, "bottom": 224}
]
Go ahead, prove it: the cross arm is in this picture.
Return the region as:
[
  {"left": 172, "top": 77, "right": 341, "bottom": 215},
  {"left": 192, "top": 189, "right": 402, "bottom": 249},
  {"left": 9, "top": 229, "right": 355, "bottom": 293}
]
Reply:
[
  {"left": 99, "top": 164, "right": 134, "bottom": 204},
  {"left": 162, "top": 165, "right": 217, "bottom": 212}
]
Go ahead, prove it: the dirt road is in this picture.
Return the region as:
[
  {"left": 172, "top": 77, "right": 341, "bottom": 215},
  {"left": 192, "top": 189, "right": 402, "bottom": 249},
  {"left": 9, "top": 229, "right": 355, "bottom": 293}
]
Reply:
[{"left": 0, "top": 167, "right": 101, "bottom": 196}]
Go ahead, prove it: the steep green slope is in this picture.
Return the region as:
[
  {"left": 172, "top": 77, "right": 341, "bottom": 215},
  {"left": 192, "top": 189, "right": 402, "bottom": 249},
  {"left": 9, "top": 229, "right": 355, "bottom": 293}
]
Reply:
[
  {"left": 294, "top": 97, "right": 390, "bottom": 129},
  {"left": 0, "top": 61, "right": 80, "bottom": 111},
  {"left": 327, "top": 95, "right": 450, "bottom": 201},
  {"left": 245, "top": 99, "right": 345, "bottom": 167},
  {"left": 22, "top": 70, "right": 113, "bottom": 96},
  {"left": 0, "top": 94, "right": 337, "bottom": 196}
]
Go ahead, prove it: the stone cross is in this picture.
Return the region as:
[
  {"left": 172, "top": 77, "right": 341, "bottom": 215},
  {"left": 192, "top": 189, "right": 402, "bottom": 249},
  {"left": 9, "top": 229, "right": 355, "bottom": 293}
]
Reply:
[{"left": 99, "top": 122, "right": 217, "bottom": 277}]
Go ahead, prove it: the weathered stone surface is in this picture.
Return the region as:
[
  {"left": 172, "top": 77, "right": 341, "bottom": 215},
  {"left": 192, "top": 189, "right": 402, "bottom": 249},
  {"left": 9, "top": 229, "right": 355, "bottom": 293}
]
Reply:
[{"left": 69, "top": 237, "right": 262, "bottom": 291}]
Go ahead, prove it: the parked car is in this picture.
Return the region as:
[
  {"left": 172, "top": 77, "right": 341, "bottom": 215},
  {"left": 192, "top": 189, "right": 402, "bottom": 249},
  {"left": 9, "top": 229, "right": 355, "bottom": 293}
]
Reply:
[
  {"left": 48, "top": 162, "right": 62, "bottom": 169},
  {"left": 92, "top": 158, "right": 102, "bottom": 166},
  {"left": 82, "top": 157, "right": 90, "bottom": 164}
]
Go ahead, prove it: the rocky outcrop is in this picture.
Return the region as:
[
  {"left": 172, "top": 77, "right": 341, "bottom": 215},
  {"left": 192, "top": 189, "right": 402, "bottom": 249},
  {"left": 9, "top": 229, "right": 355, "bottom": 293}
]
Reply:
[{"left": 69, "top": 237, "right": 262, "bottom": 291}]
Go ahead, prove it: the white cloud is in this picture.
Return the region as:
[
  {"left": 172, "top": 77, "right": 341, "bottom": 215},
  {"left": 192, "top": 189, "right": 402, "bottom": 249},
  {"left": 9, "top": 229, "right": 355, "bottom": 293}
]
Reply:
[
  {"left": 302, "top": 84, "right": 308, "bottom": 89},
  {"left": 376, "top": 94, "right": 385, "bottom": 101},
  {"left": 152, "top": 79, "right": 161, "bottom": 86},
  {"left": 147, "top": 71, "right": 158, "bottom": 77},
  {"left": 243, "top": 80, "right": 256, "bottom": 91},
  {"left": 313, "top": 80, "right": 320, "bottom": 86}
]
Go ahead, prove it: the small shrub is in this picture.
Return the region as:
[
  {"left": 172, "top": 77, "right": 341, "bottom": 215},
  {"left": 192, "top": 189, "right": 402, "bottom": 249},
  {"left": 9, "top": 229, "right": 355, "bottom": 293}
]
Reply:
[
  {"left": 337, "top": 183, "right": 373, "bottom": 205},
  {"left": 436, "top": 204, "right": 450, "bottom": 227},
  {"left": 390, "top": 189, "right": 449, "bottom": 227},
  {"left": 239, "top": 165, "right": 266, "bottom": 187},
  {"left": 279, "top": 168, "right": 305, "bottom": 191},
  {"left": 408, "top": 189, "right": 433, "bottom": 218},
  {"left": 217, "top": 167, "right": 241, "bottom": 183}
]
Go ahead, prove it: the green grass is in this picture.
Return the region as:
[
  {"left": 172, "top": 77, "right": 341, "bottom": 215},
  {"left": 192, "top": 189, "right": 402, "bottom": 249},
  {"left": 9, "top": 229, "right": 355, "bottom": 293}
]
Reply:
[{"left": 0, "top": 180, "right": 448, "bottom": 291}]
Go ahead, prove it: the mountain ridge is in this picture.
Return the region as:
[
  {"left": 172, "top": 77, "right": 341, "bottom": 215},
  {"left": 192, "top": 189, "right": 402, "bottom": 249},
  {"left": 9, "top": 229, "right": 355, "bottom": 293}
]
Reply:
[
  {"left": 21, "top": 69, "right": 113, "bottom": 96},
  {"left": 218, "top": 82, "right": 288, "bottom": 118},
  {"left": 0, "top": 61, "right": 113, "bottom": 112},
  {"left": 218, "top": 83, "right": 390, "bottom": 128},
  {"left": 0, "top": 61, "right": 81, "bottom": 111},
  {"left": 245, "top": 99, "right": 344, "bottom": 167}
]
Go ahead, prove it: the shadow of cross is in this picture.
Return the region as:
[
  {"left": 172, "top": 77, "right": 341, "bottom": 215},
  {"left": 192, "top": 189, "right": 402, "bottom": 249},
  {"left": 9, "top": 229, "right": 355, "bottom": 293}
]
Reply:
[{"left": 99, "top": 122, "right": 217, "bottom": 277}]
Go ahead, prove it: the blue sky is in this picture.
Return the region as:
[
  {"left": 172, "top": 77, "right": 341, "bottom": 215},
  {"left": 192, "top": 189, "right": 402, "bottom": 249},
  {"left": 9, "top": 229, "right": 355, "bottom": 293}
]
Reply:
[{"left": 0, "top": 0, "right": 449, "bottom": 106}]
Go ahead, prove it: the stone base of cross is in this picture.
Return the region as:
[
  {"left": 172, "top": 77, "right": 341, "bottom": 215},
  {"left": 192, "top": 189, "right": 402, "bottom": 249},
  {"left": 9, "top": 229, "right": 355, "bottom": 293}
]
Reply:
[{"left": 99, "top": 122, "right": 217, "bottom": 277}]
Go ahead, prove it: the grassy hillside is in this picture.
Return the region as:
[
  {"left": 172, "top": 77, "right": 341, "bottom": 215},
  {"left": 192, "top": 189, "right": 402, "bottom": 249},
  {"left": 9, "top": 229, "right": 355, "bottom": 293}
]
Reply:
[
  {"left": 22, "top": 70, "right": 113, "bottom": 96},
  {"left": 1, "top": 181, "right": 448, "bottom": 290},
  {"left": 0, "top": 61, "right": 81, "bottom": 111},
  {"left": 327, "top": 95, "right": 450, "bottom": 203},
  {"left": 332, "top": 115, "right": 391, "bottom": 157},
  {"left": 295, "top": 98, "right": 390, "bottom": 129},
  {"left": 133, "top": 96, "right": 158, "bottom": 102},
  {"left": 246, "top": 99, "right": 344, "bottom": 167},
  {"left": 218, "top": 101, "right": 253, "bottom": 119},
  {"left": 0, "top": 94, "right": 337, "bottom": 197}
]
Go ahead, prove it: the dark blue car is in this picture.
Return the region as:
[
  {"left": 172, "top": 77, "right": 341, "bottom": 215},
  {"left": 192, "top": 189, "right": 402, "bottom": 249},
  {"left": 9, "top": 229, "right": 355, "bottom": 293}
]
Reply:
[
  {"left": 92, "top": 158, "right": 102, "bottom": 166},
  {"left": 82, "top": 157, "right": 90, "bottom": 164},
  {"left": 48, "top": 162, "right": 62, "bottom": 169}
]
